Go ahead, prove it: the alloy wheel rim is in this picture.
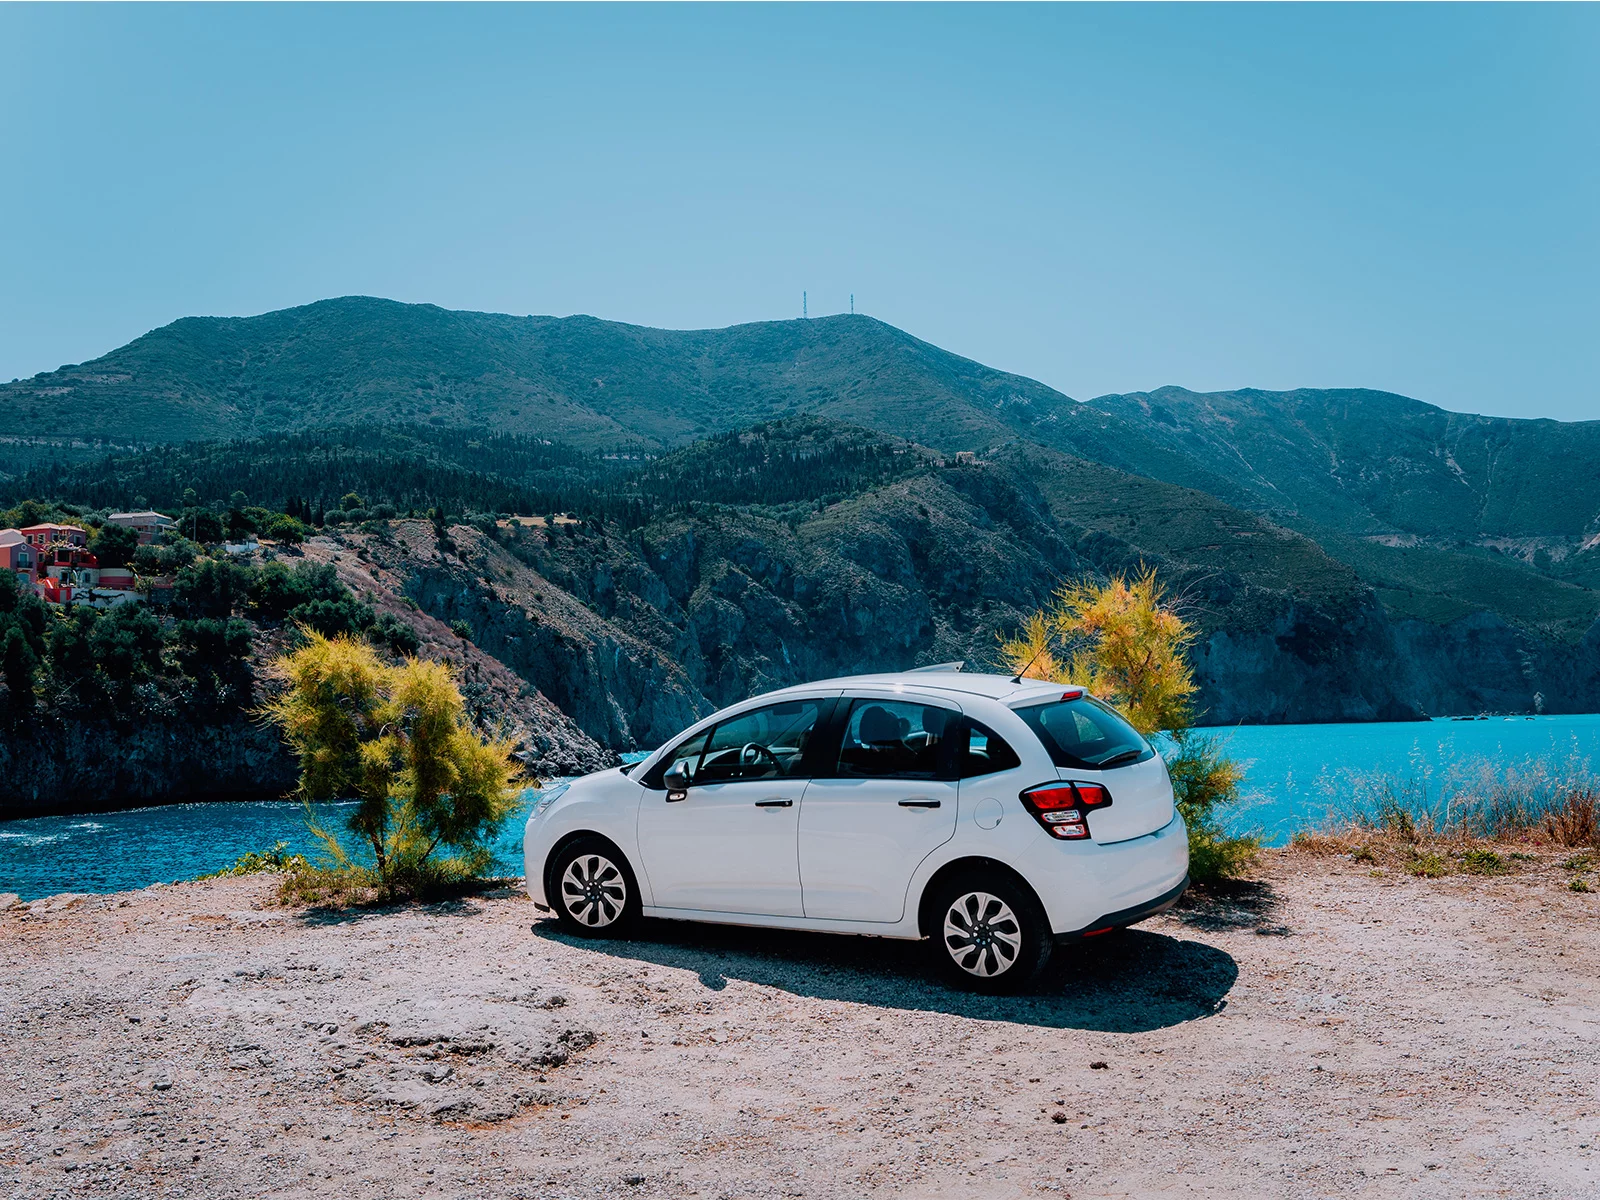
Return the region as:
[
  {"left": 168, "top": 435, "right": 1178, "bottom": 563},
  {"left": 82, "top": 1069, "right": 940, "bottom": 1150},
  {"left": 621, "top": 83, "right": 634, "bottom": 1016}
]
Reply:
[
  {"left": 560, "top": 854, "right": 627, "bottom": 928},
  {"left": 942, "top": 891, "right": 1022, "bottom": 977}
]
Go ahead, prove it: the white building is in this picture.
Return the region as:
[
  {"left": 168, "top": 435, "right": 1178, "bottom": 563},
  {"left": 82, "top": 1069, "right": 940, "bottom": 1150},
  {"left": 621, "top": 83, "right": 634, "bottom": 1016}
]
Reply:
[{"left": 107, "top": 511, "right": 176, "bottom": 544}]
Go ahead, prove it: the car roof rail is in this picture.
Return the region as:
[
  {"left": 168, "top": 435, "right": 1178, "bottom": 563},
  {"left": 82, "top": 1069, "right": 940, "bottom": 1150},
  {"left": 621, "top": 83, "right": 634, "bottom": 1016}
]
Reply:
[{"left": 905, "top": 661, "right": 965, "bottom": 674}]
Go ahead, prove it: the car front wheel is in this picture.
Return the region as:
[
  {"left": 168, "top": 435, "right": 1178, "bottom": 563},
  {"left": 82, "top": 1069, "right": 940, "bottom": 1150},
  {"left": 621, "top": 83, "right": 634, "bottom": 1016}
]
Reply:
[
  {"left": 547, "top": 837, "right": 640, "bottom": 937},
  {"left": 928, "top": 873, "right": 1052, "bottom": 993}
]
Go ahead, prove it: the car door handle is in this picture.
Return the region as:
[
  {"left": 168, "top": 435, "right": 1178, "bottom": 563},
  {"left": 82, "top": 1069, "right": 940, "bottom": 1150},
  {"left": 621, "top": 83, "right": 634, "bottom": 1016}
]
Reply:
[
  {"left": 898, "top": 799, "right": 942, "bottom": 809},
  {"left": 754, "top": 799, "right": 793, "bottom": 808}
]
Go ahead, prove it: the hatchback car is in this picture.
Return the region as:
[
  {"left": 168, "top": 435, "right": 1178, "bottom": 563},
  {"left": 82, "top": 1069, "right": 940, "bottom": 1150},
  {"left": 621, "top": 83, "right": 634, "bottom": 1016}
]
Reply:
[{"left": 524, "top": 666, "right": 1189, "bottom": 992}]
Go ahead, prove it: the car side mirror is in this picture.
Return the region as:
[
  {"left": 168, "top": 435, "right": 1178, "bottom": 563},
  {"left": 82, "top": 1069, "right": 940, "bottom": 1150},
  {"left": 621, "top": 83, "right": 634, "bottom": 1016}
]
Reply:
[{"left": 663, "top": 763, "right": 691, "bottom": 801}]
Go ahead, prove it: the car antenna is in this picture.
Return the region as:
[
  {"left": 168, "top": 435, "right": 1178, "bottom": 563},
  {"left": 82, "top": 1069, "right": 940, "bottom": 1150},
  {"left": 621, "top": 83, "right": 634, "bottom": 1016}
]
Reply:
[{"left": 1010, "top": 634, "right": 1054, "bottom": 684}]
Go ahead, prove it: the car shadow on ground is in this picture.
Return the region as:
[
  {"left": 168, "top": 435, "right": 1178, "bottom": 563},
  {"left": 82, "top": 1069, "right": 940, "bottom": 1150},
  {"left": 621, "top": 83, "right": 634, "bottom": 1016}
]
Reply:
[
  {"left": 1172, "top": 879, "right": 1292, "bottom": 936},
  {"left": 533, "top": 918, "right": 1236, "bottom": 1032},
  {"left": 294, "top": 897, "right": 490, "bottom": 926}
]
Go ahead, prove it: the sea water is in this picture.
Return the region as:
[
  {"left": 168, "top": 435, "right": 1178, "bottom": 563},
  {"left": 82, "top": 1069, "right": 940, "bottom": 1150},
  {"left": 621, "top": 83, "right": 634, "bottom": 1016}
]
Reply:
[
  {"left": 1208, "top": 713, "right": 1600, "bottom": 845},
  {"left": 4, "top": 718, "right": 1599, "bottom": 901}
]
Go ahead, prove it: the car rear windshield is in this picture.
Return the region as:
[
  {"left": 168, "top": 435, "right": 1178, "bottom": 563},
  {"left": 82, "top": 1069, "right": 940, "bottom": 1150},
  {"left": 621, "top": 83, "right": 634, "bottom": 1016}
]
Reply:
[{"left": 1013, "top": 695, "right": 1153, "bottom": 771}]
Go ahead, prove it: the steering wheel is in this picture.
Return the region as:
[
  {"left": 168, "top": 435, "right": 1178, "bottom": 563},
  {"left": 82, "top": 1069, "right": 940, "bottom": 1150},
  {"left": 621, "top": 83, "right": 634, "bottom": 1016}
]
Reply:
[{"left": 739, "top": 742, "right": 782, "bottom": 772}]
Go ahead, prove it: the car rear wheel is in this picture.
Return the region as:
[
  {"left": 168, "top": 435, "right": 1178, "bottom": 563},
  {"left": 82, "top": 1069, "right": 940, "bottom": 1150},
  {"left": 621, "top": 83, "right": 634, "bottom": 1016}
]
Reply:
[
  {"left": 547, "top": 837, "right": 640, "bottom": 937},
  {"left": 928, "top": 872, "right": 1052, "bottom": 993}
]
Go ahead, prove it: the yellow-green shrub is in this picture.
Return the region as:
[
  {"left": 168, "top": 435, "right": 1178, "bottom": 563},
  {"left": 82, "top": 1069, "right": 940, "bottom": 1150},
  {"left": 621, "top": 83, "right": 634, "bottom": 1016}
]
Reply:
[
  {"left": 1000, "top": 565, "right": 1257, "bottom": 884},
  {"left": 262, "top": 631, "right": 521, "bottom": 900}
]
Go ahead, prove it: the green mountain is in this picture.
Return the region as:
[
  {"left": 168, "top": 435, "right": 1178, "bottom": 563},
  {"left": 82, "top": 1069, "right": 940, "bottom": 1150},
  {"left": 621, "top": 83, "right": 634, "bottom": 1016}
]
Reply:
[
  {"left": 4, "top": 296, "right": 1599, "bottom": 718},
  {"left": 0, "top": 296, "right": 1050, "bottom": 450},
  {"left": 9, "top": 297, "right": 1598, "bottom": 552}
]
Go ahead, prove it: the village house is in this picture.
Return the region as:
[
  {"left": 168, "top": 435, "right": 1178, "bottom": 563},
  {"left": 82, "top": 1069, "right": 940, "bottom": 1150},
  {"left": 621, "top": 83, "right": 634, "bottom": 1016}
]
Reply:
[
  {"left": 0, "top": 525, "right": 140, "bottom": 607},
  {"left": 107, "top": 511, "right": 176, "bottom": 544},
  {"left": 0, "top": 529, "right": 35, "bottom": 581},
  {"left": 35, "top": 543, "right": 101, "bottom": 606},
  {"left": 20, "top": 523, "right": 88, "bottom": 549}
]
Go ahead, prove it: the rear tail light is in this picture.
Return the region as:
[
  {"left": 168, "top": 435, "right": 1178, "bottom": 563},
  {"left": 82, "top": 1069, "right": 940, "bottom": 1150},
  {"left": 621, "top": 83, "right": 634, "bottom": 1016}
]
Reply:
[{"left": 1020, "top": 781, "right": 1113, "bottom": 840}]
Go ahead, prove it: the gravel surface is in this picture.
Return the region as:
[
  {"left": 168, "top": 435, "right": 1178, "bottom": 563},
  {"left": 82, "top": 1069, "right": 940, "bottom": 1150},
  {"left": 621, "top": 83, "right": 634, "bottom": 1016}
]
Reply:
[{"left": 1, "top": 853, "right": 1596, "bottom": 1198}]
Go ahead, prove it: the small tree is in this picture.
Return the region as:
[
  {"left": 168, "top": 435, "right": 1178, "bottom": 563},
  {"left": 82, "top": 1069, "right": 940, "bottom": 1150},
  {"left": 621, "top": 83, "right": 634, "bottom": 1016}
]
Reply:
[
  {"left": 263, "top": 513, "right": 308, "bottom": 546},
  {"left": 90, "top": 522, "right": 140, "bottom": 569},
  {"left": 262, "top": 631, "right": 521, "bottom": 899},
  {"left": 1000, "top": 565, "right": 1257, "bottom": 884}
]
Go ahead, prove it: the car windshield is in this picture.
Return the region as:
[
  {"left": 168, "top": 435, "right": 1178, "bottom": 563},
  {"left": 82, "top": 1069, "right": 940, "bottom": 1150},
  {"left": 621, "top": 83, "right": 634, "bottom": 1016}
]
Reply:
[
  {"left": 695, "top": 700, "right": 824, "bottom": 782},
  {"left": 1013, "top": 694, "right": 1153, "bottom": 770}
]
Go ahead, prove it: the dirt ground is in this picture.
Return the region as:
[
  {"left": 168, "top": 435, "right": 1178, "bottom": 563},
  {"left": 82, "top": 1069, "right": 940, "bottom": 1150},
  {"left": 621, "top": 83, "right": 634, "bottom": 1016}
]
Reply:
[{"left": 1, "top": 852, "right": 1596, "bottom": 1199}]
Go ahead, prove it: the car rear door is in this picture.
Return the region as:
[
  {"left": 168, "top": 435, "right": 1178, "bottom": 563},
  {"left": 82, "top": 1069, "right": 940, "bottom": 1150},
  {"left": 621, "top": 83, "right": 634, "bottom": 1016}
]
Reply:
[
  {"left": 797, "top": 694, "right": 961, "bottom": 922},
  {"left": 635, "top": 696, "right": 832, "bottom": 917}
]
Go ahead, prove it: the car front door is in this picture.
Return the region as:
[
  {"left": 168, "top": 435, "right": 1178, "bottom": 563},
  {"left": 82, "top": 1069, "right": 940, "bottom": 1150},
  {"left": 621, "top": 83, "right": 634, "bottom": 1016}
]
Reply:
[
  {"left": 635, "top": 697, "right": 832, "bottom": 917},
  {"left": 798, "top": 695, "right": 961, "bottom": 922}
]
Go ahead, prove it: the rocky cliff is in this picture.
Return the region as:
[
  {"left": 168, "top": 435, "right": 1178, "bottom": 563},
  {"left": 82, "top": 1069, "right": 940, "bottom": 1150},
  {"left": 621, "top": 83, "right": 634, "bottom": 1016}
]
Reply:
[{"left": 0, "top": 539, "right": 615, "bottom": 820}]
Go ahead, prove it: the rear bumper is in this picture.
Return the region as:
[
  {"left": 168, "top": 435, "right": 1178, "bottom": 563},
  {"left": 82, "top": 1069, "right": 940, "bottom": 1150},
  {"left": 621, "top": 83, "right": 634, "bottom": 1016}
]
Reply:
[{"left": 1054, "top": 873, "right": 1189, "bottom": 942}]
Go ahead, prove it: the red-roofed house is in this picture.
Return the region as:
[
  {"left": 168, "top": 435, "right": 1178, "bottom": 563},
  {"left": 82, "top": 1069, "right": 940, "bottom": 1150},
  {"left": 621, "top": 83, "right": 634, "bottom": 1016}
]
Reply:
[{"left": 20, "top": 523, "right": 88, "bottom": 549}]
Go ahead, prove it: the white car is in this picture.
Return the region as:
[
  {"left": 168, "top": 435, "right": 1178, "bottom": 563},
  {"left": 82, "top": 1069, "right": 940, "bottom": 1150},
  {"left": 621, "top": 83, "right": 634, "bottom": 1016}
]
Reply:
[{"left": 524, "top": 666, "right": 1189, "bottom": 992}]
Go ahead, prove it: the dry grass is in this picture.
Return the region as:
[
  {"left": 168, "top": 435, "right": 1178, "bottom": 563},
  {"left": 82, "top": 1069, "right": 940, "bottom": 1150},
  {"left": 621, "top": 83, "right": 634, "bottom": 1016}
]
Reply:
[
  {"left": 1542, "top": 788, "right": 1599, "bottom": 847},
  {"left": 1296, "top": 751, "right": 1600, "bottom": 870},
  {"left": 1288, "top": 828, "right": 1553, "bottom": 877}
]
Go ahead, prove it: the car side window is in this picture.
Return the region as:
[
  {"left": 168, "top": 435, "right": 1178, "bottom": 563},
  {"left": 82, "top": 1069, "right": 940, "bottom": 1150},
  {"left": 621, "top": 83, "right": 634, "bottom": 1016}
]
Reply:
[
  {"left": 833, "top": 699, "right": 956, "bottom": 780},
  {"left": 694, "top": 700, "right": 825, "bottom": 784},
  {"left": 959, "top": 720, "right": 1021, "bottom": 778}
]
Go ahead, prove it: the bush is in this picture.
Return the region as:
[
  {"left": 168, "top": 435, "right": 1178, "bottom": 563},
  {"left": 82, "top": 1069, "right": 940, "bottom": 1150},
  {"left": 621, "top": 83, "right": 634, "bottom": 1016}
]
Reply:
[
  {"left": 46, "top": 606, "right": 101, "bottom": 705},
  {"left": 87, "top": 604, "right": 163, "bottom": 702},
  {"left": 1459, "top": 847, "right": 1508, "bottom": 876},
  {"left": 1407, "top": 850, "right": 1447, "bottom": 878},
  {"left": 449, "top": 619, "right": 473, "bottom": 641},
  {"left": 262, "top": 632, "right": 521, "bottom": 901},
  {"left": 290, "top": 597, "right": 375, "bottom": 638},
  {"left": 89, "top": 521, "right": 139, "bottom": 569},
  {"left": 198, "top": 840, "right": 310, "bottom": 879},
  {"left": 173, "top": 617, "right": 253, "bottom": 708},
  {"left": 1, "top": 625, "right": 38, "bottom": 712},
  {"left": 250, "top": 560, "right": 345, "bottom": 620},
  {"left": 1165, "top": 733, "right": 1261, "bottom": 884},
  {"left": 174, "top": 559, "right": 256, "bottom": 619},
  {"left": 368, "top": 610, "right": 421, "bottom": 656},
  {"left": 263, "top": 513, "right": 308, "bottom": 545},
  {"left": 1000, "top": 566, "right": 1257, "bottom": 884},
  {"left": 133, "top": 535, "right": 198, "bottom": 575},
  {"left": 177, "top": 509, "right": 225, "bottom": 544}
]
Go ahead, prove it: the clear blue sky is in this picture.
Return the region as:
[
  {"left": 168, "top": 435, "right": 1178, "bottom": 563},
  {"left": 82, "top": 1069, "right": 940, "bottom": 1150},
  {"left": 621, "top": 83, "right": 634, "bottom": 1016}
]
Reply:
[{"left": 2, "top": 4, "right": 1596, "bottom": 419}]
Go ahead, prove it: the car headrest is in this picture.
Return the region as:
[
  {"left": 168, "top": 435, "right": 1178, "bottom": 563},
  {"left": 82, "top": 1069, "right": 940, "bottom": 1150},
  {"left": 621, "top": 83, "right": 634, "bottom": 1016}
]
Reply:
[{"left": 857, "top": 705, "right": 902, "bottom": 745}]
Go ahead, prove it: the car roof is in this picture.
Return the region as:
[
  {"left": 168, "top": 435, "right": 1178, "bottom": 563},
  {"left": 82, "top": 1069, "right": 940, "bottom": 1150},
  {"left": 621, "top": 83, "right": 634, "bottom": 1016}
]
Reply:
[{"left": 759, "top": 670, "right": 1073, "bottom": 707}]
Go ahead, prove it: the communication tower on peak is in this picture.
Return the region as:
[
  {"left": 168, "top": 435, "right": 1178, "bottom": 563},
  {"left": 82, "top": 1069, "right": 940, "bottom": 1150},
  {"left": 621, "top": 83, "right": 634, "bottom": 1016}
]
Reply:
[
  {"left": 850, "top": 293, "right": 855, "bottom": 315},
  {"left": 803, "top": 291, "right": 808, "bottom": 319}
]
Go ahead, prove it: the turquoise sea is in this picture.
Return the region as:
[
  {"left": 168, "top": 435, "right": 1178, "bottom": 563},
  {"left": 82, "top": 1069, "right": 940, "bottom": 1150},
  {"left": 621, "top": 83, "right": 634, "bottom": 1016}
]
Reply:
[{"left": 3, "top": 716, "right": 1598, "bottom": 902}]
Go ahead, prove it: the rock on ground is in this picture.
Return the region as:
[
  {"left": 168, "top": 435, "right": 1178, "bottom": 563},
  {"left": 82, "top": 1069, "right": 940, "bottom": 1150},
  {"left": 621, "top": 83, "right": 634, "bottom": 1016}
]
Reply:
[{"left": 0, "top": 854, "right": 1596, "bottom": 1198}]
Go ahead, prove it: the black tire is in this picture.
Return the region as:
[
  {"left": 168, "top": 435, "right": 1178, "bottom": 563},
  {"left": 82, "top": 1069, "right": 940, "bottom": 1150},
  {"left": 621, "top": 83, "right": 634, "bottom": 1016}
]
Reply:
[
  {"left": 926, "top": 871, "right": 1052, "bottom": 994},
  {"left": 546, "top": 836, "right": 640, "bottom": 938}
]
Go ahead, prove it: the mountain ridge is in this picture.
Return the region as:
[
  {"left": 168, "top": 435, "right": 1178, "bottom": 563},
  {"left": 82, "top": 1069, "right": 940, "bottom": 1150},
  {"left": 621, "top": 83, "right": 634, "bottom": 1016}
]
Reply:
[{"left": 4, "top": 294, "right": 1599, "bottom": 667}]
